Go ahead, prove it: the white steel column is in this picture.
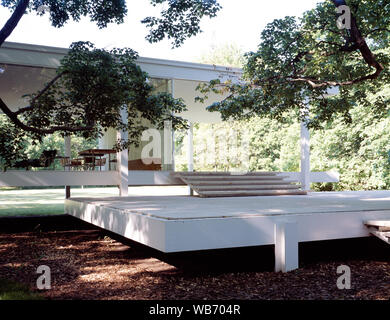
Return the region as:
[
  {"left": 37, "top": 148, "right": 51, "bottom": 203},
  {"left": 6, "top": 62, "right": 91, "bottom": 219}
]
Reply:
[
  {"left": 187, "top": 121, "right": 194, "bottom": 172},
  {"left": 300, "top": 121, "right": 310, "bottom": 191},
  {"left": 274, "top": 221, "right": 299, "bottom": 272},
  {"left": 117, "top": 107, "right": 129, "bottom": 197},
  {"left": 64, "top": 135, "right": 71, "bottom": 159},
  {"left": 164, "top": 120, "right": 173, "bottom": 170},
  {"left": 187, "top": 121, "right": 194, "bottom": 196},
  {"left": 98, "top": 129, "right": 115, "bottom": 171},
  {"left": 172, "top": 127, "right": 175, "bottom": 171},
  {"left": 64, "top": 135, "right": 71, "bottom": 198},
  {"left": 171, "top": 79, "right": 175, "bottom": 171}
]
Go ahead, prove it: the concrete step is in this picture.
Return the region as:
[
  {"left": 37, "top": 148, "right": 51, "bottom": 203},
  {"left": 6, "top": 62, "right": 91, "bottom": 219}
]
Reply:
[
  {"left": 174, "top": 172, "right": 278, "bottom": 177},
  {"left": 194, "top": 184, "right": 302, "bottom": 191},
  {"left": 367, "top": 227, "right": 390, "bottom": 244},
  {"left": 175, "top": 171, "right": 305, "bottom": 198},
  {"left": 197, "top": 189, "right": 307, "bottom": 198},
  {"left": 364, "top": 220, "right": 390, "bottom": 232},
  {"left": 365, "top": 220, "right": 390, "bottom": 227},
  {"left": 186, "top": 180, "right": 300, "bottom": 186},
  {"left": 182, "top": 175, "right": 288, "bottom": 181}
]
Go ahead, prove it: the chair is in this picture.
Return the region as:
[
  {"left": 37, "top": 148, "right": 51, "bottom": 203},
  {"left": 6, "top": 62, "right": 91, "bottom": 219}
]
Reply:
[
  {"left": 41, "top": 150, "right": 57, "bottom": 167},
  {"left": 94, "top": 158, "right": 106, "bottom": 170},
  {"left": 59, "top": 157, "right": 71, "bottom": 170},
  {"left": 109, "top": 158, "right": 117, "bottom": 170},
  {"left": 83, "top": 156, "right": 96, "bottom": 170},
  {"left": 70, "top": 158, "right": 84, "bottom": 171}
]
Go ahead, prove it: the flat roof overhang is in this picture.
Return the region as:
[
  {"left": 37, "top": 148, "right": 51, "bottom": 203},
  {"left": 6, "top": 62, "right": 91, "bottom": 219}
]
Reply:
[
  {"left": 0, "top": 41, "right": 242, "bottom": 82},
  {"left": 0, "top": 42, "right": 242, "bottom": 122}
]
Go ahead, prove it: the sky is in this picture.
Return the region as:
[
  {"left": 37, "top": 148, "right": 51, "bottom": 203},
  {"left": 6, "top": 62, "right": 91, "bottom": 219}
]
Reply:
[{"left": 0, "top": 0, "right": 320, "bottom": 62}]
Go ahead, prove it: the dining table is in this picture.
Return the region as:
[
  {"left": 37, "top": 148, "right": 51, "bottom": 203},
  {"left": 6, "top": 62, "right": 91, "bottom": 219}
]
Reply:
[{"left": 78, "top": 148, "right": 117, "bottom": 170}]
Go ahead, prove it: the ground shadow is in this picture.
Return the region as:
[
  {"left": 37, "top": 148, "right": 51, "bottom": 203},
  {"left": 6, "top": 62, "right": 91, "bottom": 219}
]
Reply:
[
  {"left": 2, "top": 214, "right": 389, "bottom": 275},
  {"left": 105, "top": 229, "right": 389, "bottom": 275}
]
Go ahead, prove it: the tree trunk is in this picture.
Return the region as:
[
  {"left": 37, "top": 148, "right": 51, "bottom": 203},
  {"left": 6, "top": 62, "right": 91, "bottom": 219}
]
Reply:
[{"left": 0, "top": 0, "right": 30, "bottom": 46}]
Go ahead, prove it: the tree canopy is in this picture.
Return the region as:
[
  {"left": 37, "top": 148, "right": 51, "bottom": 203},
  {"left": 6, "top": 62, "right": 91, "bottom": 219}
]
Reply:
[
  {"left": 0, "top": 41, "right": 189, "bottom": 169},
  {"left": 2, "top": 0, "right": 390, "bottom": 168},
  {"left": 0, "top": 0, "right": 221, "bottom": 47},
  {"left": 0, "top": 0, "right": 221, "bottom": 167},
  {"left": 198, "top": 0, "right": 390, "bottom": 128},
  {"left": 178, "top": 41, "right": 390, "bottom": 191}
]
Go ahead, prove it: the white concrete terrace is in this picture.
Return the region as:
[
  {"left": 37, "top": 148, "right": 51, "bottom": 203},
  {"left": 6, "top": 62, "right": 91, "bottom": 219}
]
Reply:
[{"left": 65, "top": 190, "right": 390, "bottom": 272}]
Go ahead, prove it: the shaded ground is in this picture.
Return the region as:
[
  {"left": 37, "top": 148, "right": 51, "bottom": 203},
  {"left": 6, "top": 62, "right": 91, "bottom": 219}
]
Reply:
[{"left": 0, "top": 226, "right": 389, "bottom": 300}]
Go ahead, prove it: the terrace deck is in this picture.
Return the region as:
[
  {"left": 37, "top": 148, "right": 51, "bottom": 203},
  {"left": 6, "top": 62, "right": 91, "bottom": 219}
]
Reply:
[{"left": 65, "top": 190, "right": 390, "bottom": 272}]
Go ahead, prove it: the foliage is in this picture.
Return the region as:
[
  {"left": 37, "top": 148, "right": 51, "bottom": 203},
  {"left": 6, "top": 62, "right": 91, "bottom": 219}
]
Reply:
[
  {"left": 1, "top": 0, "right": 127, "bottom": 28},
  {"left": 310, "top": 86, "right": 390, "bottom": 191},
  {"left": 1, "top": 0, "right": 221, "bottom": 47},
  {"left": 142, "top": 0, "right": 222, "bottom": 48},
  {"left": 0, "top": 115, "right": 29, "bottom": 171},
  {"left": 26, "top": 133, "right": 97, "bottom": 171},
  {"left": 197, "top": 43, "right": 246, "bottom": 68},
  {"left": 198, "top": 0, "right": 390, "bottom": 128},
  {"left": 175, "top": 39, "right": 390, "bottom": 191},
  {"left": 189, "top": 0, "right": 390, "bottom": 190},
  {"left": 175, "top": 117, "right": 300, "bottom": 173},
  {"left": 176, "top": 103, "right": 390, "bottom": 191},
  {"left": 0, "top": 42, "right": 188, "bottom": 163},
  {"left": 0, "top": 114, "right": 97, "bottom": 171},
  {"left": 0, "top": 0, "right": 222, "bottom": 163}
]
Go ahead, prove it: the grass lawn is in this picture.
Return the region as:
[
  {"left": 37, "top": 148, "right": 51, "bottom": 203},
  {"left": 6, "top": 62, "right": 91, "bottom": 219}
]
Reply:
[
  {"left": 0, "top": 279, "right": 43, "bottom": 300},
  {"left": 0, "top": 186, "right": 188, "bottom": 217}
]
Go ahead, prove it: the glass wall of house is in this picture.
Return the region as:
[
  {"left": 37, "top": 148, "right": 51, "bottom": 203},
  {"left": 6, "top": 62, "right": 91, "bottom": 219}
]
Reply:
[
  {"left": 0, "top": 63, "right": 99, "bottom": 172},
  {"left": 98, "top": 77, "right": 174, "bottom": 172},
  {"left": 173, "top": 79, "right": 227, "bottom": 172},
  {"left": 0, "top": 64, "right": 56, "bottom": 112},
  {"left": 0, "top": 65, "right": 228, "bottom": 173}
]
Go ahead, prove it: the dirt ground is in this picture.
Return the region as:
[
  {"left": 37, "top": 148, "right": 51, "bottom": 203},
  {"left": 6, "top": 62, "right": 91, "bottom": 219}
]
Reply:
[{"left": 0, "top": 228, "right": 389, "bottom": 300}]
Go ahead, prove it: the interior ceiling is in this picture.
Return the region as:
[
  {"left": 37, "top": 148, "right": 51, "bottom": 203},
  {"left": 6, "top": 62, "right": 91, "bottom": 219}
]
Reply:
[
  {"left": 0, "top": 64, "right": 56, "bottom": 112},
  {"left": 174, "top": 79, "right": 224, "bottom": 124}
]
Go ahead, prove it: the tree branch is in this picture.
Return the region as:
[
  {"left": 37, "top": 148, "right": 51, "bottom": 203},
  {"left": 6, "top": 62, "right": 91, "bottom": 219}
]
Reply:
[
  {"left": 288, "top": 66, "right": 382, "bottom": 88},
  {"left": 331, "top": 0, "right": 384, "bottom": 76},
  {"left": 0, "top": 97, "right": 94, "bottom": 134},
  {"left": 289, "top": 0, "right": 385, "bottom": 88},
  {"left": 365, "top": 28, "right": 390, "bottom": 37},
  {"left": 14, "top": 71, "right": 67, "bottom": 116},
  {"left": 0, "top": 0, "right": 30, "bottom": 46}
]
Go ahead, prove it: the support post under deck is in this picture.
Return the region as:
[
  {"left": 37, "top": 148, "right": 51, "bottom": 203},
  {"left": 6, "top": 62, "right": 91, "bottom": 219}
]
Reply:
[
  {"left": 300, "top": 121, "right": 310, "bottom": 191},
  {"left": 117, "top": 107, "right": 129, "bottom": 197},
  {"left": 64, "top": 135, "right": 71, "bottom": 199},
  {"left": 187, "top": 121, "right": 194, "bottom": 196},
  {"left": 274, "top": 221, "right": 299, "bottom": 272}
]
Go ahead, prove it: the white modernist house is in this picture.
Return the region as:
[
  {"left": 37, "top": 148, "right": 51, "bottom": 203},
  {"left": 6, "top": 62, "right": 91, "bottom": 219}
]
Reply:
[
  {"left": 0, "top": 41, "right": 338, "bottom": 194},
  {"left": 4, "top": 42, "right": 388, "bottom": 273}
]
